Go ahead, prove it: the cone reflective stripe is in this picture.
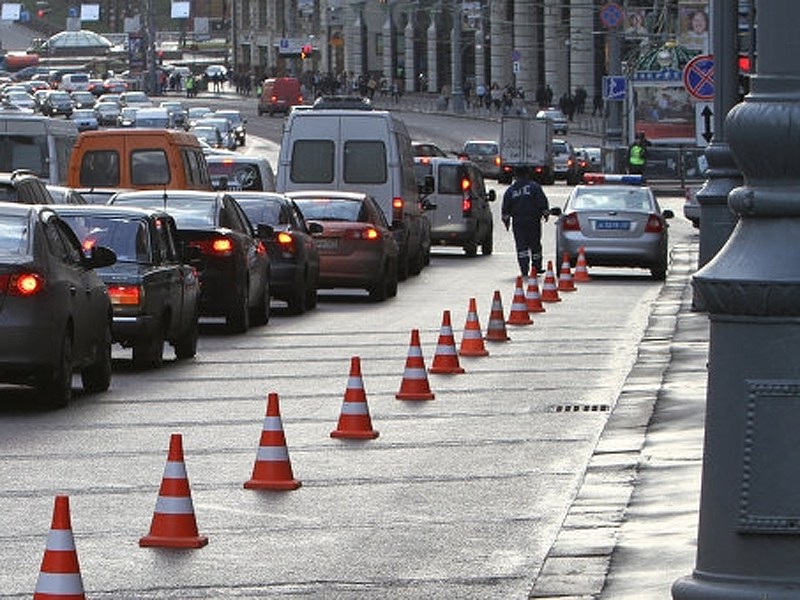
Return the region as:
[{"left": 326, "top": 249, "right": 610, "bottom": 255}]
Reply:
[
  {"left": 459, "top": 297, "right": 489, "bottom": 357},
  {"left": 574, "top": 246, "right": 591, "bottom": 282},
  {"left": 540, "top": 260, "right": 562, "bottom": 303},
  {"left": 34, "top": 495, "right": 85, "bottom": 600},
  {"left": 245, "top": 392, "right": 301, "bottom": 490},
  {"left": 331, "top": 356, "right": 379, "bottom": 439},
  {"left": 525, "top": 267, "right": 546, "bottom": 313},
  {"left": 396, "top": 329, "right": 435, "bottom": 400},
  {"left": 507, "top": 276, "right": 533, "bottom": 325},
  {"left": 485, "top": 290, "right": 510, "bottom": 342},
  {"left": 429, "top": 310, "right": 466, "bottom": 374},
  {"left": 140, "top": 433, "right": 208, "bottom": 548},
  {"left": 557, "top": 252, "right": 577, "bottom": 292}
]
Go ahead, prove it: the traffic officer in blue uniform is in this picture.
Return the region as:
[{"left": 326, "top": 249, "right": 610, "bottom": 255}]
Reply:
[{"left": 501, "top": 166, "right": 550, "bottom": 277}]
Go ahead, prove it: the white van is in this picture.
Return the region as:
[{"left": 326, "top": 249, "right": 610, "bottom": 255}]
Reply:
[
  {"left": 275, "top": 107, "right": 430, "bottom": 279},
  {"left": 60, "top": 73, "right": 91, "bottom": 92}
]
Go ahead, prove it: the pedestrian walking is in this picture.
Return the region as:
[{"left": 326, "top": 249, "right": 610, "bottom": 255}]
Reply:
[
  {"left": 501, "top": 166, "right": 550, "bottom": 277},
  {"left": 628, "top": 131, "right": 650, "bottom": 176}
]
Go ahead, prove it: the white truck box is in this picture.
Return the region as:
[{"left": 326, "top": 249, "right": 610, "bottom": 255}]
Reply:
[{"left": 499, "top": 115, "right": 554, "bottom": 184}]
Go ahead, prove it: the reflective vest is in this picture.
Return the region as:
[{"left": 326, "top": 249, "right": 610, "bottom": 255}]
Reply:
[{"left": 629, "top": 144, "right": 645, "bottom": 166}]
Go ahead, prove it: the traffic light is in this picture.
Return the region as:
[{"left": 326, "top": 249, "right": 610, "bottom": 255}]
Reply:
[
  {"left": 301, "top": 44, "right": 312, "bottom": 60},
  {"left": 35, "top": 0, "right": 49, "bottom": 17}
]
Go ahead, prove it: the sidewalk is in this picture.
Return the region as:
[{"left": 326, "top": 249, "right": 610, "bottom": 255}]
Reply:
[{"left": 531, "top": 243, "right": 707, "bottom": 599}]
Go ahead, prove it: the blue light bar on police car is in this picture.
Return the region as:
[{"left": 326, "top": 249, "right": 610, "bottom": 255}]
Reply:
[{"left": 582, "top": 173, "right": 644, "bottom": 185}]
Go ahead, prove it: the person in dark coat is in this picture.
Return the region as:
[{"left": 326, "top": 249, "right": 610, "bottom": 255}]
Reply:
[{"left": 501, "top": 166, "right": 550, "bottom": 277}]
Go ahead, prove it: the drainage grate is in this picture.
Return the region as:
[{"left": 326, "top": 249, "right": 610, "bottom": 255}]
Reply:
[{"left": 550, "top": 404, "right": 610, "bottom": 413}]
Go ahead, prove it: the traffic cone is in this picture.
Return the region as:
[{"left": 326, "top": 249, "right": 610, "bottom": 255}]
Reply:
[
  {"left": 574, "top": 246, "right": 591, "bottom": 282},
  {"left": 244, "top": 392, "right": 302, "bottom": 490},
  {"left": 331, "top": 356, "right": 379, "bottom": 439},
  {"left": 557, "top": 252, "right": 577, "bottom": 292},
  {"left": 485, "top": 290, "right": 511, "bottom": 342},
  {"left": 140, "top": 433, "right": 208, "bottom": 549},
  {"left": 507, "top": 276, "right": 533, "bottom": 325},
  {"left": 459, "top": 297, "right": 489, "bottom": 357},
  {"left": 34, "top": 495, "right": 85, "bottom": 600},
  {"left": 525, "top": 267, "right": 546, "bottom": 313},
  {"left": 429, "top": 310, "right": 466, "bottom": 374},
  {"left": 396, "top": 329, "right": 435, "bottom": 400},
  {"left": 540, "top": 260, "right": 562, "bottom": 303}
]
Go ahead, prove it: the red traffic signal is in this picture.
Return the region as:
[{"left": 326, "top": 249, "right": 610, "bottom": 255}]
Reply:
[
  {"left": 37, "top": 8, "right": 48, "bottom": 17},
  {"left": 738, "top": 54, "right": 752, "bottom": 73},
  {"left": 301, "top": 44, "right": 313, "bottom": 60}
]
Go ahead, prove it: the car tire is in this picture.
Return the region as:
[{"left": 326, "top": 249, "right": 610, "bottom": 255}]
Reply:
[
  {"left": 305, "top": 276, "right": 318, "bottom": 310},
  {"left": 81, "top": 324, "right": 112, "bottom": 393},
  {"left": 368, "top": 264, "right": 388, "bottom": 302},
  {"left": 397, "top": 248, "right": 409, "bottom": 281},
  {"left": 386, "top": 258, "right": 398, "bottom": 298},
  {"left": 482, "top": 228, "right": 494, "bottom": 255},
  {"left": 286, "top": 276, "right": 307, "bottom": 315},
  {"left": 409, "top": 245, "right": 425, "bottom": 275},
  {"left": 227, "top": 283, "right": 250, "bottom": 334},
  {"left": 173, "top": 316, "right": 199, "bottom": 360},
  {"left": 250, "top": 282, "right": 271, "bottom": 325},
  {"left": 37, "top": 331, "right": 73, "bottom": 409},
  {"left": 464, "top": 238, "right": 478, "bottom": 257},
  {"left": 651, "top": 265, "right": 668, "bottom": 281},
  {"left": 133, "top": 322, "right": 165, "bottom": 369}
]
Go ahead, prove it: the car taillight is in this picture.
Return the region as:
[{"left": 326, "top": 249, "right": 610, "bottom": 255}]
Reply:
[
  {"left": 298, "top": 95, "right": 304, "bottom": 104},
  {"left": 567, "top": 158, "right": 574, "bottom": 168},
  {"left": 392, "top": 197, "right": 404, "bottom": 222},
  {"left": 645, "top": 214, "right": 665, "bottom": 233},
  {"left": 345, "top": 227, "right": 381, "bottom": 241},
  {"left": 494, "top": 156, "right": 501, "bottom": 166},
  {"left": 276, "top": 232, "right": 295, "bottom": 254},
  {"left": 462, "top": 197, "right": 473, "bottom": 216},
  {"left": 561, "top": 213, "right": 581, "bottom": 232},
  {"left": 189, "top": 237, "right": 234, "bottom": 256},
  {"left": 0, "top": 272, "right": 45, "bottom": 296},
  {"left": 270, "top": 95, "right": 277, "bottom": 103},
  {"left": 107, "top": 285, "right": 142, "bottom": 306}
]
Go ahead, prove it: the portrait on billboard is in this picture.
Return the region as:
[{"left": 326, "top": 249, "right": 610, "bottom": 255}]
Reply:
[{"left": 679, "top": 2, "right": 710, "bottom": 54}]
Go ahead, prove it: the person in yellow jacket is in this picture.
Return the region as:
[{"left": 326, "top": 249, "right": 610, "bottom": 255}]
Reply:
[{"left": 628, "top": 131, "right": 649, "bottom": 175}]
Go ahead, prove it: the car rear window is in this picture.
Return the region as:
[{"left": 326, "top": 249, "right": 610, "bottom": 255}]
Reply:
[
  {"left": 113, "top": 195, "right": 216, "bottom": 229},
  {"left": 130, "top": 150, "right": 170, "bottom": 186},
  {"left": 344, "top": 141, "right": 386, "bottom": 184},
  {"left": 80, "top": 150, "right": 120, "bottom": 187},
  {"left": 437, "top": 164, "right": 462, "bottom": 194},
  {"left": 293, "top": 198, "right": 361, "bottom": 222},
  {"left": 291, "top": 140, "right": 334, "bottom": 184},
  {"left": 464, "top": 143, "right": 497, "bottom": 155},
  {"left": 0, "top": 215, "right": 29, "bottom": 254},
  {"left": 61, "top": 215, "right": 150, "bottom": 262},
  {"left": 237, "top": 200, "right": 282, "bottom": 226}
]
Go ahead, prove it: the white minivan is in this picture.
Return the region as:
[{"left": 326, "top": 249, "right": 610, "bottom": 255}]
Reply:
[
  {"left": 275, "top": 106, "right": 431, "bottom": 279},
  {"left": 60, "top": 73, "right": 91, "bottom": 92}
]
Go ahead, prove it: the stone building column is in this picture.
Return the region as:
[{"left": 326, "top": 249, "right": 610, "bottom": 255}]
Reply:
[
  {"left": 570, "top": 0, "right": 595, "bottom": 102},
  {"left": 427, "top": 11, "right": 438, "bottom": 93},
  {"left": 382, "top": 6, "right": 393, "bottom": 79},
  {"left": 513, "top": 0, "right": 535, "bottom": 97},
  {"left": 405, "top": 12, "right": 415, "bottom": 93},
  {"left": 489, "top": 0, "right": 511, "bottom": 89},
  {"left": 543, "top": 0, "right": 567, "bottom": 99}
]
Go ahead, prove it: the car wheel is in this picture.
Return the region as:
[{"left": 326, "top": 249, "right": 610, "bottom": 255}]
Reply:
[
  {"left": 409, "top": 245, "right": 425, "bottom": 275},
  {"left": 250, "top": 283, "right": 271, "bottom": 325},
  {"left": 386, "top": 258, "right": 398, "bottom": 298},
  {"left": 286, "top": 276, "right": 307, "bottom": 315},
  {"left": 227, "top": 283, "right": 250, "bottom": 333},
  {"left": 464, "top": 239, "right": 478, "bottom": 257},
  {"left": 368, "top": 263, "right": 388, "bottom": 302},
  {"left": 305, "top": 276, "right": 318, "bottom": 310},
  {"left": 81, "top": 324, "right": 112, "bottom": 393},
  {"left": 173, "top": 316, "right": 199, "bottom": 360},
  {"left": 482, "top": 227, "right": 494, "bottom": 255},
  {"left": 37, "top": 331, "right": 73, "bottom": 409},
  {"left": 133, "top": 322, "right": 165, "bottom": 369},
  {"left": 651, "top": 264, "right": 668, "bottom": 281},
  {"left": 397, "top": 248, "right": 409, "bottom": 281}
]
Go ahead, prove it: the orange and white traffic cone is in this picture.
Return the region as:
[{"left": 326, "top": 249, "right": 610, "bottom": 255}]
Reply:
[
  {"left": 140, "top": 433, "right": 208, "bottom": 549},
  {"left": 525, "top": 267, "right": 546, "bottom": 313},
  {"left": 507, "top": 276, "right": 533, "bottom": 325},
  {"left": 34, "top": 495, "right": 85, "bottom": 600},
  {"left": 485, "top": 290, "right": 511, "bottom": 342},
  {"left": 540, "top": 260, "right": 562, "bottom": 303},
  {"left": 557, "top": 252, "right": 577, "bottom": 292},
  {"left": 574, "top": 246, "right": 591, "bottom": 282},
  {"left": 331, "top": 356, "right": 379, "bottom": 439},
  {"left": 429, "top": 310, "right": 466, "bottom": 374},
  {"left": 396, "top": 329, "right": 435, "bottom": 400},
  {"left": 244, "top": 392, "right": 302, "bottom": 490},
  {"left": 459, "top": 297, "right": 489, "bottom": 357}
]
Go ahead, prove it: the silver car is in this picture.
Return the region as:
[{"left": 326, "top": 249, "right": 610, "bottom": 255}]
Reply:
[
  {"left": 549, "top": 181, "right": 674, "bottom": 280},
  {"left": 461, "top": 140, "right": 501, "bottom": 179}
]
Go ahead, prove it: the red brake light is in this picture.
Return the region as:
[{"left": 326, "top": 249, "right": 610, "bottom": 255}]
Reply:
[
  {"left": 561, "top": 213, "right": 581, "bottom": 232},
  {"left": 392, "top": 197, "right": 404, "bottom": 222},
  {"left": 645, "top": 214, "right": 665, "bottom": 233},
  {"left": 107, "top": 285, "right": 141, "bottom": 306},
  {"left": 189, "top": 238, "right": 234, "bottom": 256},
  {"left": 462, "top": 197, "right": 473, "bottom": 215},
  {"left": 345, "top": 227, "right": 381, "bottom": 241},
  {"left": 7, "top": 273, "right": 44, "bottom": 296}
]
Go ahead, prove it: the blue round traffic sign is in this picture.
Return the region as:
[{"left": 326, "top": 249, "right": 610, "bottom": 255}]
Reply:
[
  {"left": 600, "top": 3, "right": 624, "bottom": 29},
  {"left": 683, "top": 54, "right": 715, "bottom": 101}
]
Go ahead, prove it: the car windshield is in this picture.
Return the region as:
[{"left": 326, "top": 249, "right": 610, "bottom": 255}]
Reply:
[
  {"left": 0, "top": 214, "right": 29, "bottom": 254},
  {"left": 113, "top": 195, "right": 216, "bottom": 229},
  {"left": 464, "top": 143, "right": 497, "bottom": 155},
  {"left": 236, "top": 199, "right": 282, "bottom": 226},
  {"left": 292, "top": 197, "right": 362, "bottom": 222},
  {"left": 571, "top": 187, "right": 653, "bottom": 212},
  {"left": 60, "top": 214, "right": 150, "bottom": 263}
]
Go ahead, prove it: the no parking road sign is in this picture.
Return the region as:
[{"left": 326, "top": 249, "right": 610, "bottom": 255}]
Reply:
[{"left": 683, "top": 54, "right": 715, "bottom": 101}]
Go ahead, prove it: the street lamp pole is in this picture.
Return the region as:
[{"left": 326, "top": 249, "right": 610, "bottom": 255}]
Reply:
[{"left": 450, "top": 0, "right": 465, "bottom": 114}]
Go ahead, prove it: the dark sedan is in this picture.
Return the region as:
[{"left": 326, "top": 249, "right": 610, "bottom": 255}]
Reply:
[
  {"left": 109, "top": 190, "right": 270, "bottom": 333},
  {"left": 56, "top": 205, "right": 201, "bottom": 368},
  {"left": 230, "top": 191, "right": 321, "bottom": 314},
  {"left": 287, "top": 191, "right": 399, "bottom": 302},
  {"left": 0, "top": 203, "right": 116, "bottom": 408}
]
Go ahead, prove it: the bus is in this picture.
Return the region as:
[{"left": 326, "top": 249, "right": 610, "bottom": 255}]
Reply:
[{"left": 0, "top": 113, "right": 79, "bottom": 184}]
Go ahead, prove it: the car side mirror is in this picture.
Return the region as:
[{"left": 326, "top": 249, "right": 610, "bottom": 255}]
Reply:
[
  {"left": 662, "top": 209, "right": 675, "bottom": 219},
  {"left": 548, "top": 206, "right": 562, "bottom": 217},
  {"left": 307, "top": 221, "right": 324, "bottom": 235},
  {"left": 487, "top": 189, "right": 496, "bottom": 202},
  {"left": 85, "top": 245, "right": 116, "bottom": 269},
  {"left": 256, "top": 223, "right": 274, "bottom": 238}
]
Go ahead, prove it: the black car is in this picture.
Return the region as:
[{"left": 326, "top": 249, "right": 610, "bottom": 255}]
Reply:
[
  {"left": 109, "top": 190, "right": 270, "bottom": 333},
  {"left": 230, "top": 191, "right": 321, "bottom": 314},
  {"left": 0, "top": 170, "right": 53, "bottom": 204},
  {"left": 94, "top": 101, "right": 121, "bottom": 126},
  {"left": 40, "top": 91, "right": 74, "bottom": 117},
  {"left": 0, "top": 203, "right": 116, "bottom": 408},
  {"left": 55, "top": 205, "right": 201, "bottom": 368}
]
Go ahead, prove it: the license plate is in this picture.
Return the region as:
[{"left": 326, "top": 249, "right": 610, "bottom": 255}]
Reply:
[
  {"left": 595, "top": 219, "right": 631, "bottom": 231},
  {"left": 315, "top": 238, "right": 339, "bottom": 252}
]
